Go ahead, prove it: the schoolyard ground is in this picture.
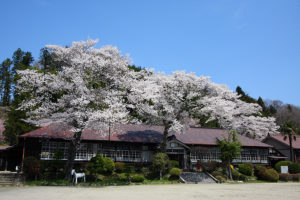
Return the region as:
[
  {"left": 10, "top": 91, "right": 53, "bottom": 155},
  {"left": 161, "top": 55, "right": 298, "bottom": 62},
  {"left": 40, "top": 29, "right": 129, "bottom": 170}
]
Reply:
[{"left": 0, "top": 182, "right": 299, "bottom": 200}]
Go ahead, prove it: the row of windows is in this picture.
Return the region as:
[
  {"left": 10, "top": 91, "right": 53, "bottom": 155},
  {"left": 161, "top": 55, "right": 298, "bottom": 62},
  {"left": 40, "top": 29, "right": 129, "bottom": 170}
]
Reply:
[
  {"left": 191, "top": 148, "right": 268, "bottom": 163},
  {"left": 41, "top": 141, "right": 149, "bottom": 162}
]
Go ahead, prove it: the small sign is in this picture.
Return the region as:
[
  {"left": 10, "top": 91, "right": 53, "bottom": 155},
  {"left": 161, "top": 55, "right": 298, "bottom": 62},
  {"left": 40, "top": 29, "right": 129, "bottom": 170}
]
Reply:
[{"left": 280, "top": 166, "right": 288, "bottom": 174}]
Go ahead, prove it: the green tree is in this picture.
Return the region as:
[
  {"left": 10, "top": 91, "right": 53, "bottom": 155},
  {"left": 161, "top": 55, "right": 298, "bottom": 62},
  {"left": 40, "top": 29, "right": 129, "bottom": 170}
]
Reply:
[
  {"left": 235, "top": 86, "right": 256, "bottom": 103},
  {"left": 0, "top": 59, "right": 12, "bottom": 106},
  {"left": 280, "top": 122, "right": 298, "bottom": 162},
  {"left": 152, "top": 152, "right": 169, "bottom": 180},
  {"left": 217, "top": 130, "right": 241, "bottom": 180},
  {"left": 257, "top": 96, "right": 270, "bottom": 116},
  {"left": 39, "top": 48, "right": 62, "bottom": 72},
  {"left": 3, "top": 49, "right": 37, "bottom": 145}
]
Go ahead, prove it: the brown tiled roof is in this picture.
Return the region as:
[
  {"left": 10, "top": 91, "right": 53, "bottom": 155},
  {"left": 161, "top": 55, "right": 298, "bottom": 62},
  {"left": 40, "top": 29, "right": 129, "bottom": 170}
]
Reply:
[
  {"left": 173, "top": 128, "right": 271, "bottom": 147},
  {"left": 266, "top": 134, "right": 300, "bottom": 149},
  {"left": 20, "top": 123, "right": 271, "bottom": 148}
]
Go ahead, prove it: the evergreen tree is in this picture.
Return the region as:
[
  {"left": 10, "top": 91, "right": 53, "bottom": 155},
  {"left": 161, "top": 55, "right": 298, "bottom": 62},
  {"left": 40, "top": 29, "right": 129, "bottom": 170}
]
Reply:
[
  {"left": 3, "top": 49, "right": 37, "bottom": 145},
  {"left": 269, "top": 105, "right": 277, "bottom": 115},
  {"left": 0, "top": 59, "right": 12, "bottom": 106},
  {"left": 39, "top": 48, "right": 62, "bottom": 72},
  {"left": 257, "top": 96, "right": 270, "bottom": 116},
  {"left": 235, "top": 86, "right": 256, "bottom": 103}
]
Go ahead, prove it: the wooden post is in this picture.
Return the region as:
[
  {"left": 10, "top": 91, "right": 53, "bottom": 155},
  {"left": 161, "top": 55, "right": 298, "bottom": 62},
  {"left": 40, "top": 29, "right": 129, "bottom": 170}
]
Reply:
[
  {"left": 108, "top": 121, "right": 111, "bottom": 141},
  {"left": 21, "top": 138, "right": 26, "bottom": 172}
]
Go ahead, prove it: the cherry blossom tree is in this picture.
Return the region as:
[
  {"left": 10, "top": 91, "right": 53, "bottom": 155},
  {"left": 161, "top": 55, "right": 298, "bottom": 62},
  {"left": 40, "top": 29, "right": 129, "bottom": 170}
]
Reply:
[
  {"left": 130, "top": 70, "right": 279, "bottom": 151},
  {"left": 128, "top": 71, "right": 213, "bottom": 150},
  {"left": 17, "top": 39, "right": 137, "bottom": 180},
  {"left": 199, "top": 82, "right": 279, "bottom": 139}
]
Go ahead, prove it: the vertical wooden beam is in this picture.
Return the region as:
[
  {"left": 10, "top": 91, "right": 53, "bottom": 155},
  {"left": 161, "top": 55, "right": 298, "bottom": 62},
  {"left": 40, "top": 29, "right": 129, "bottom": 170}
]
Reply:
[
  {"left": 21, "top": 138, "right": 26, "bottom": 172},
  {"left": 108, "top": 121, "right": 111, "bottom": 141}
]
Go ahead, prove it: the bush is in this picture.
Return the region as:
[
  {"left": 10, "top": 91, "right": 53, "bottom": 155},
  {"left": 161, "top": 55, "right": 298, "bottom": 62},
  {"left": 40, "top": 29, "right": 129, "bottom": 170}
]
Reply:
[
  {"left": 87, "top": 155, "right": 115, "bottom": 178},
  {"left": 232, "top": 170, "right": 241, "bottom": 180},
  {"left": 215, "top": 175, "right": 226, "bottom": 183},
  {"left": 254, "top": 165, "right": 267, "bottom": 179},
  {"left": 102, "top": 157, "right": 115, "bottom": 174},
  {"left": 23, "top": 156, "right": 40, "bottom": 180},
  {"left": 201, "top": 161, "right": 220, "bottom": 173},
  {"left": 115, "top": 162, "right": 126, "bottom": 173},
  {"left": 275, "top": 161, "right": 293, "bottom": 172},
  {"left": 124, "top": 163, "right": 134, "bottom": 175},
  {"left": 169, "top": 160, "right": 179, "bottom": 169},
  {"left": 259, "top": 169, "right": 279, "bottom": 182},
  {"left": 211, "top": 170, "right": 224, "bottom": 178},
  {"left": 152, "top": 153, "right": 169, "bottom": 179},
  {"left": 131, "top": 175, "right": 145, "bottom": 183},
  {"left": 289, "top": 163, "right": 300, "bottom": 174},
  {"left": 238, "top": 164, "right": 253, "bottom": 176},
  {"left": 243, "top": 162, "right": 254, "bottom": 169},
  {"left": 169, "top": 167, "right": 182, "bottom": 176},
  {"left": 96, "top": 174, "right": 105, "bottom": 181},
  {"left": 239, "top": 174, "right": 248, "bottom": 181},
  {"left": 39, "top": 160, "right": 66, "bottom": 180},
  {"left": 118, "top": 173, "right": 128, "bottom": 181}
]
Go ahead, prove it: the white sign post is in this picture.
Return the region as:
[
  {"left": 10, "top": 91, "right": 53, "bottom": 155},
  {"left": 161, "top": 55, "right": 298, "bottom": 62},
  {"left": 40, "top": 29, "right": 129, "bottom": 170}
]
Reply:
[{"left": 280, "top": 166, "right": 288, "bottom": 174}]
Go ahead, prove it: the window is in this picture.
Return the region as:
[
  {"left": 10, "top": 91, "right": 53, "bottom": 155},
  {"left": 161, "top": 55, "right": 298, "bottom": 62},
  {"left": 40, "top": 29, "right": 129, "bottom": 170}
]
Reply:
[{"left": 41, "top": 141, "right": 68, "bottom": 160}]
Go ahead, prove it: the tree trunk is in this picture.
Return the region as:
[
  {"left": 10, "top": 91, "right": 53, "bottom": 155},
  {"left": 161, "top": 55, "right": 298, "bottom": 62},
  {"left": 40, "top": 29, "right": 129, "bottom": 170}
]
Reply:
[
  {"left": 160, "top": 120, "right": 171, "bottom": 152},
  {"left": 65, "top": 131, "right": 82, "bottom": 181},
  {"left": 228, "top": 161, "right": 233, "bottom": 180},
  {"left": 289, "top": 134, "right": 294, "bottom": 162},
  {"left": 160, "top": 170, "right": 162, "bottom": 180}
]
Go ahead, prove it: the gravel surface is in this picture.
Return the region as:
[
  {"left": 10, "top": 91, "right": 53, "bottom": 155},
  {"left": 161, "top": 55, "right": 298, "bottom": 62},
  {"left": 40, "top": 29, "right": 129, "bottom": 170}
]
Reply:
[{"left": 0, "top": 183, "right": 300, "bottom": 200}]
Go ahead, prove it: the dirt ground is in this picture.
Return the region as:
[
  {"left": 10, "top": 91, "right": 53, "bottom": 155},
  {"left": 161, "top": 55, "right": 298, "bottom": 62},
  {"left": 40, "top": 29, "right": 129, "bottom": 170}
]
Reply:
[{"left": 0, "top": 183, "right": 300, "bottom": 200}]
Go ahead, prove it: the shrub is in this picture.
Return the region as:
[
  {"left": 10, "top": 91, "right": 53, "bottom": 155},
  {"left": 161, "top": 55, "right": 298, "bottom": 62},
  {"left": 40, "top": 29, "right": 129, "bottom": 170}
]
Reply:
[
  {"left": 201, "top": 161, "right": 220, "bottom": 173},
  {"left": 243, "top": 162, "right": 254, "bottom": 169},
  {"left": 254, "top": 165, "right": 267, "bottom": 179},
  {"left": 96, "top": 174, "right": 105, "bottom": 181},
  {"left": 232, "top": 170, "right": 241, "bottom": 180},
  {"left": 115, "top": 162, "right": 126, "bottom": 173},
  {"left": 131, "top": 175, "right": 145, "bottom": 183},
  {"left": 289, "top": 163, "right": 300, "bottom": 174},
  {"left": 169, "top": 167, "right": 182, "bottom": 179},
  {"left": 239, "top": 174, "right": 248, "bottom": 181},
  {"left": 259, "top": 169, "right": 279, "bottom": 182},
  {"left": 102, "top": 157, "right": 115, "bottom": 174},
  {"left": 118, "top": 173, "right": 128, "bottom": 181},
  {"left": 238, "top": 164, "right": 253, "bottom": 176},
  {"left": 152, "top": 153, "right": 169, "bottom": 179},
  {"left": 141, "top": 167, "right": 150, "bottom": 176},
  {"left": 215, "top": 175, "right": 226, "bottom": 183},
  {"left": 87, "top": 155, "right": 115, "bottom": 178},
  {"left": 23, "top": 156, "right": 40, "bottom": 180},
  {"left": 211, "top": 170, "right": 224, "bottom": 178},
  {"left": 169, "top": 160, "right": 179, "bottom": 169},
  {"left": 275, "top": 161, "right": 293, "bottom": 172}
]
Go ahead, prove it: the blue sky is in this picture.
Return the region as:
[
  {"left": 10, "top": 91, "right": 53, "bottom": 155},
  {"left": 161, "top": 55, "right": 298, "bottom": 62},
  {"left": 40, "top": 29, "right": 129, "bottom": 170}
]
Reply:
[{"left": 1, "top": 0, "right": 299, "bottom": 106}]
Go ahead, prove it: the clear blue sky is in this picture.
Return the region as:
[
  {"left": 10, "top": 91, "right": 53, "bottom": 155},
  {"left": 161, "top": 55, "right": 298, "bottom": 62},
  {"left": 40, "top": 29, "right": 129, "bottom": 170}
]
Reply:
[{"left": 1, "top": 0, "right": 299, "bottom": 106}]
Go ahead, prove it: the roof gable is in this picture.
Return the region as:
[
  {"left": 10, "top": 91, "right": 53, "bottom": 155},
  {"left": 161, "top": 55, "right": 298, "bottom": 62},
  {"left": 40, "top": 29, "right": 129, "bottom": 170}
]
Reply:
[{"left": 265, "top": 134, "right": 300, "bottom": 149}]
